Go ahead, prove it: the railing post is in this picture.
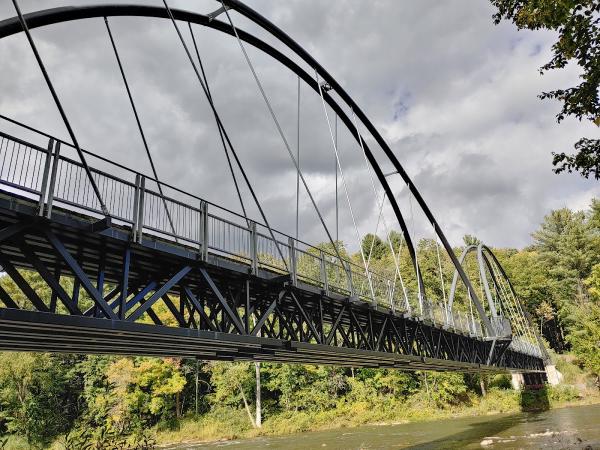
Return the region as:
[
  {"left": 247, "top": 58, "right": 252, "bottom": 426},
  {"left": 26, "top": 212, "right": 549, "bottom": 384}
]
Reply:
[
  {"left": 38, "top": 138, "right": 54, "bottom": 216},
  {"left": 319, "top": 250, "right": 329, "bottom": 295},
  {"left": 250, "top": 221, "right": 258, "bottom": 275},
  {"left": 132, "top": 174, "right": 141, "bottom": 242},
  {"left": 387, "top": 280, "right": 395, "bottom": 313},
  {"left": 136, "top": 176, "right": 145, "bottom": 244},
  {"left": 344, "top": 261, "right": 354, "bottom": 298},
  {"left": 199, "top": 200, "right": 209, "bottom": 261},
  {"left": 289, "top": 237, "right": 297, "bottom": 287},
  {"left": 45, "top": 141, "right": 61, "bottom": 219}
]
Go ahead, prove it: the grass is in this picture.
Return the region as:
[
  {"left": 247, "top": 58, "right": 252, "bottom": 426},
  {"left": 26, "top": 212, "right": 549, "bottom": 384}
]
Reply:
[{"left": 1, "top": 435, "right": 30, "bottom": 450}]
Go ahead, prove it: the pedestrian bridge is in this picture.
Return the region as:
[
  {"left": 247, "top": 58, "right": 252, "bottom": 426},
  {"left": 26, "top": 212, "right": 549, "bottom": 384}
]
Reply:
[{"left": 0, "top": 1, "right": 546, "bottom": 373}]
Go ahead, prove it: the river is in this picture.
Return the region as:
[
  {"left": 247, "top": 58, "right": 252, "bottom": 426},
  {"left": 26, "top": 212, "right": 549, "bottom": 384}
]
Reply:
[{"left": 168, "top": 403, "right": 600, "bottom": 449}]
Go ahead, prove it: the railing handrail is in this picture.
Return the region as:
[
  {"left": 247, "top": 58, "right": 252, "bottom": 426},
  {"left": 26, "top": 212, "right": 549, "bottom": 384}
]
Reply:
[
  {"left": 0, "top": 130, "right": 50, "bottom": 154},
  {"left": 2, "top": 124, "right": 544, "bottom": 346},
  {"left": 0, "top": 127, "right": 385, "bottom": 278},
  {"left": 0, "top": 118, "right": 383, "bottom": 277}
]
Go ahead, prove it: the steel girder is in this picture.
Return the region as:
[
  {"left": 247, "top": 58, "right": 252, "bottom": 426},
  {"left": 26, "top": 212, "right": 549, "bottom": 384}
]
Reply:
[
  {"left": 0, "top": 194, "right": 544, "bottom": 372},
  {"left": 0, "top": 1, "right": 497, "bottom": 337}
]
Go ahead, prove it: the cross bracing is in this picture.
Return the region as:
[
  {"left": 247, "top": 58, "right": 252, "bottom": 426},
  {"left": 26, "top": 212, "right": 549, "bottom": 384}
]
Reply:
[
  {"left": 0, "top": 1, "right": 545, "bottom": 372},
  {"left": 0, "top": 127, "right": 544, "bottom": 372}
]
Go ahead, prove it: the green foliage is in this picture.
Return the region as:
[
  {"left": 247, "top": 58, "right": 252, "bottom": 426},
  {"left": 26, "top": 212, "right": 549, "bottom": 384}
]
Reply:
[
  {"left": 3, "top": 199, "right": 600, "bottom": 446},
  {"left": 422, "top": 372, "right": 468, "bottom": 408},
  {"left": 265, "top": 364, "right": 346, "bottom": 411},
  {"left": 519, "top": 387, "right": 551, "bottom": 411},
  {"left": 462, "top": 234, "right": 481, "bottom": 246},
  {"left": 353, "top": 368, "right": 419, "bottom": 399},
  {"left": 103, "top": 357, "right": 186, "bottom": 429},
  {"left": 517, "top": 204, "right": 600, "bottom": 351},
  {"left": 547, "top": 384, "right": 580, "bottom": 403},
  {"left": 59, "top": 426, "right": 156, "bottom": 450},
  {"left": 491, "top": 0, "right": 600, "bottom": 179},
  {"left": 361, "top": 234, "right": 388, "bottom": 260},
  {"left": 208, "top": 362, "right": 255, "bottom": 409},
  {"left": 488, "top": 374, "right": 512, "bottom": 390},
  {"left": 0, "top": 353, "right": 81, "bottom": 447},
  {"left": 567, "top": 269, "right": 600, "bottom": 375}
]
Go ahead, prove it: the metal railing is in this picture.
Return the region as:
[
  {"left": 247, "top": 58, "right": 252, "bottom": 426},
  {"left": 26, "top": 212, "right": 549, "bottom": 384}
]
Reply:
[{"left": 0, "top": 129, "right": 540, "bottom": 345}]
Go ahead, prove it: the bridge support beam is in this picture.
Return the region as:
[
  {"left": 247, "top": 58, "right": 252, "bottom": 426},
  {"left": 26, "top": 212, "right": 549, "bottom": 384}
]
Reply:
[{"left": 0, "top": 196, "right": 545, "bottom": 372}]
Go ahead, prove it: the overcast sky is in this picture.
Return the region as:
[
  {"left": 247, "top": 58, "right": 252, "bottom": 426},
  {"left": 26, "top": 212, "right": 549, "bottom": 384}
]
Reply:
[{"left": 0, "top": 0, "right": 598, "bottom": 250}]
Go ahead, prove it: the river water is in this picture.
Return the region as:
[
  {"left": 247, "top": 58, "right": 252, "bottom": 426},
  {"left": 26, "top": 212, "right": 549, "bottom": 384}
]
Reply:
[{"left": 170, "top": 403, "right": 600, "bottom": 449}]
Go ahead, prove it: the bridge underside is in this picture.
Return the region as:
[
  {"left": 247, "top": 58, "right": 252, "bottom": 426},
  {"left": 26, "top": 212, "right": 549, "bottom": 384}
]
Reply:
[{"left": 0, "top": 193, "right": 544, "bottom": 373}]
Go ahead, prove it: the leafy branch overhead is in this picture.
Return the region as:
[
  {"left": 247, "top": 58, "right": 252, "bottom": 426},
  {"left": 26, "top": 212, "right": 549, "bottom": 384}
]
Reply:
[{"left": 491, "top": 0, "right": 600, "bottom": 178}]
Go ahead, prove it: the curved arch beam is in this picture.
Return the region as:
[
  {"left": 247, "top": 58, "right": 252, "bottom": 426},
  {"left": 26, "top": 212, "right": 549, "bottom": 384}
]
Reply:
[
  {"left": 220, "top": 0, "right": 491, "bottom": 333},
  {"left": 0, "top": 3, "right": 491, "bottom": 333},
  {"left": 477, "top": 244, "right": 499, "bottom": 317},
  {"left": 479, "top": 244, "right": 549, "bottom": 360},
  {"left": 0, "top": 3, "right": 427, "bottom": 303},
  {"left": 448, "top": 244, "right": 476, "bottom": 311},
  {"left": 448, "top": 244, "right": 510, "bottom": 318}
]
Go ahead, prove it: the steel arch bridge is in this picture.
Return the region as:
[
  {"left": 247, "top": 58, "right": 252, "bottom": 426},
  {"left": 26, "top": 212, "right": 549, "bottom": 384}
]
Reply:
[{"left": 0, "top": 1, "right": 545, "bottom": 373}]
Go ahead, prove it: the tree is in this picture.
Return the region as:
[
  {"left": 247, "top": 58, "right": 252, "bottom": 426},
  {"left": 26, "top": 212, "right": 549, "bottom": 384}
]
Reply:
[
  {"left": 387, "top": 230, "right": 404, "bottom": 251},
  {"left": 462, "top": 234, "right": 481, "bottom": 247},
  {"left": 0, "top": 353, "right": 81, "bottom": 447},
  {"left": 531, "top": 207, "right": 599, "bottom": 349},
  {"left": 208, "top": 362, "right": 258, "bottom": 427},
  {"left": 497, "top": 249, "right": 555, "bottom": 337},
  {"left": 420, "top": 372, "right": 468, "bottom": 408},
  {"left": 361, "top": 234, "right": 388, "bottom": 261},
  {"left": 568, "top": 263, "right": 600, "bottom": 376},
  {"left": 491, "top": 0, "right": 600, "bottom": 178},
  {"left": 264, "top": 364, "right": 346, "bottom": 412}
]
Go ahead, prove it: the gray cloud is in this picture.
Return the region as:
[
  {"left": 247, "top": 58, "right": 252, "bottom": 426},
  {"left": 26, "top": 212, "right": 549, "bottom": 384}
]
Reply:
[{"left": 0, "top": 0, "right": 597, "bottom": 251}]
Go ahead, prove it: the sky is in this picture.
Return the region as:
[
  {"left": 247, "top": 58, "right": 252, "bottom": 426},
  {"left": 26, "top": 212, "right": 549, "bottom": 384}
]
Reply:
[{"left": 0, "top": 0, "right": 598, "bottom": 251}]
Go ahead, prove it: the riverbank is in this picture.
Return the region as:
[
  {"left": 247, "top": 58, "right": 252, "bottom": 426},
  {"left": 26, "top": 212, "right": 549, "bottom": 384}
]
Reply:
[
  {"left": 4, "top": 388, "right": 596, "bottom": 450},
  {"left": 154, "top": 385, "right": 600, "bottom": 448},
  {"left": 162, "top": 403, "right": 600, "bottom": 449}
]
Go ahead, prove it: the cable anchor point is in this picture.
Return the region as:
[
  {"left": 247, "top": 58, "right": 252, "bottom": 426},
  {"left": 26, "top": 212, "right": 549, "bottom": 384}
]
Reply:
[{"left": 320, "top": 81, "right": 333, "bottom": 93}]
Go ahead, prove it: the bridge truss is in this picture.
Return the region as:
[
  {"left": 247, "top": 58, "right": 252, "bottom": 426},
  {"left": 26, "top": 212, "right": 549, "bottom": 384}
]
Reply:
[{"left": 0, "top": 1, "right": 545, "bottom": 373}]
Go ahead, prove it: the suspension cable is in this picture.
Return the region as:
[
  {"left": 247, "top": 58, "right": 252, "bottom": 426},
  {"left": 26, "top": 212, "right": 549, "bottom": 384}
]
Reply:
[
  {"left": 434, "top": 226, "right": 448, "bottom": 316},
  {"left": 391, "top": 233, "right": 411, "bottom": 313},
  {"left": 510, "top": 289, "right": 538, "bottom": 345},
  {"left": 468, "top": 286, "right": 476, "bottom": 333},
  {"left": 500, "top": 270, "right": 537, "bottom": 343},
  {"left": 487, "top": 257, "right": 529, "bottom": 340},
  {"left": 218, "top": 2, "right": 346, "bottom": 267},
  {"left": 161, "top": 0, "right": 288, "bottom": 270},
  {"left": 408, "top": 188, "right": 424, "bottom": 314},
  {"left": 104, "top": 17, "right": 177, "bottom": 239},
  {"left": 491, "top": 260, "right": 534, "bottom": 343},
  {"left": 350, "top": 111, "right": 409, "bottom": 308},
  {"left": 366, "top": 194, "right": 385, "bottom": 269},
  {"left": 335, "top": 112, "right": 338, "bottom": 244},
  {"left": 296, "top": 75, "right": 300, "bottom": 240},
  {"left": 11, "top": 0, "right": 108, "bottom": 216},
  {"left": 188, "top": 22, "right": 248, "bottom": 223},
  {"left": 316, "top": 72, "right": 376, "bottom": 302}
]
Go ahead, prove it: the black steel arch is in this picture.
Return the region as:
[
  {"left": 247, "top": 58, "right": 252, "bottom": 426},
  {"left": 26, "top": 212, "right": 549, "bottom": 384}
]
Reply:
[
  {"left": 479, "top": 245, "right": 550, "bottom": 360},
  {"left": 448, "top": 244, "right": 547, "bottom": 354},
  {"left": 0, "top": 3, "right": 494, "bottom": 334},
  {"left": 448, "top": 244, "right": 522, "bottom": 314}
]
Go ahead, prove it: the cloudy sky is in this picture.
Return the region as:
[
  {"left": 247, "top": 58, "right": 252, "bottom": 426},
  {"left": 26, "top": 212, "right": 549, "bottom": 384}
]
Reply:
[{"left": 0, "top": 0, "right": 597, "bottom": 251}]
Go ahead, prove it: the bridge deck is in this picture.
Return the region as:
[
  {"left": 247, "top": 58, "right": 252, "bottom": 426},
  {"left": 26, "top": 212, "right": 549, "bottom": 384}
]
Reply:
[
  {"left": 0, "top": 192, "right": 543, "bottom": 372},
  {"left": 0, "top": 130, "right": 544, "bottom": 372}
]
